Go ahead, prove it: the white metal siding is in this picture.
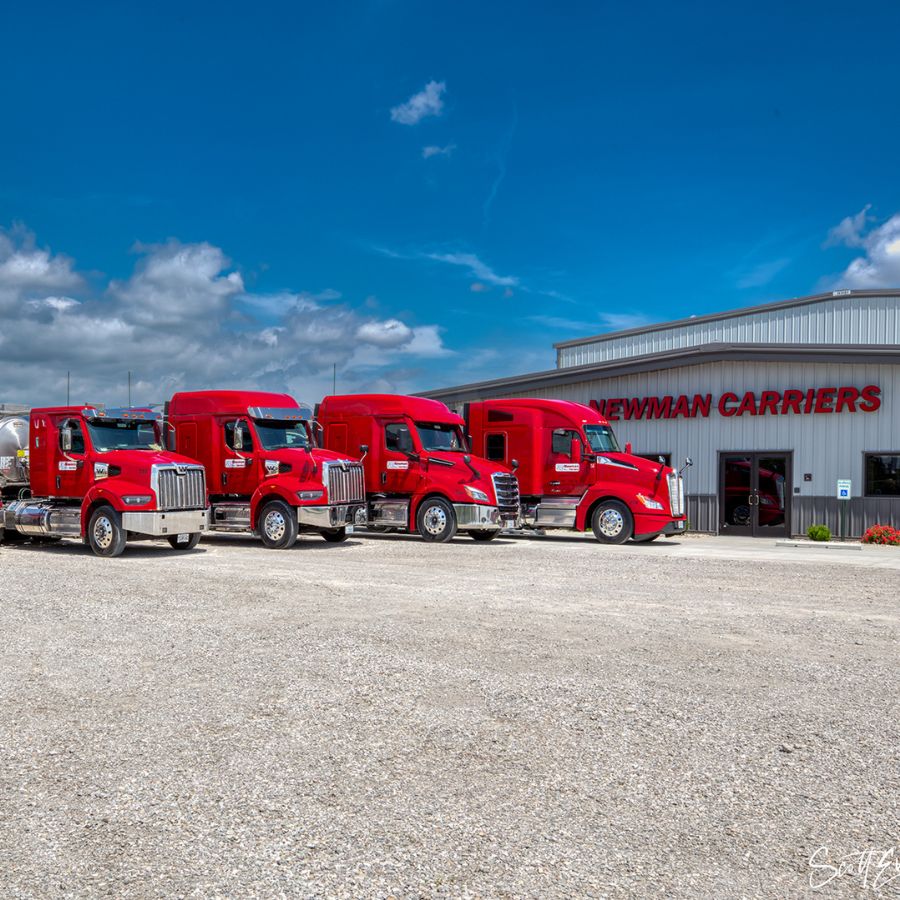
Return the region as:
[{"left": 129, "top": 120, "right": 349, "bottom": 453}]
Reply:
[
  {"left": 451, "top": 361, "right": 900, "bottom": 498},
  {"left": 557, "top": 295, "right": 900, "bottom": 367}
]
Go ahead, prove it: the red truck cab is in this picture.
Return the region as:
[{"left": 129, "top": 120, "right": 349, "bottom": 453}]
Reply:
[
  {"left": 165, "top": 391, "right": 366, "bottom": 549},
  {"left": 316, "top": 394, "right": 519, "bottom": 542},
  {"left": 1, "top": 406, "right": 208, "bottom": 557},
  {"left": 465, "top": 398, "right": 688, "bottom": 543}
]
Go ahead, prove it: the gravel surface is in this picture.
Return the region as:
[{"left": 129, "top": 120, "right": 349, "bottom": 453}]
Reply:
[{"left": 0, "top": 532, "right": 898, "bottom": 898}]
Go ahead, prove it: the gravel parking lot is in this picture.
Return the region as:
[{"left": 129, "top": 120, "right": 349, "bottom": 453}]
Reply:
[{"left": 0, "top": 532, "right": 897, "bottom": 898}]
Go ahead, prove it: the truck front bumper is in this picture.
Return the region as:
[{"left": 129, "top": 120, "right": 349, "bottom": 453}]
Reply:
[
  {"left": 632, "top": 512, "right": 686, "bottom": 538},
  {"left": 298, "top": 503, "right": 366, "bottom": 530},
  {"left": 453, "top": 503, "right": 503, "bottom": 531},
  {"left": 122, "top": 508, "right": 209, "bottom": 537}
]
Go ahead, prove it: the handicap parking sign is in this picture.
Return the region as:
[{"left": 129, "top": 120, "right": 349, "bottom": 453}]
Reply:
[{"left": 836, "top": 479, "right": 851, "bottom": 500}]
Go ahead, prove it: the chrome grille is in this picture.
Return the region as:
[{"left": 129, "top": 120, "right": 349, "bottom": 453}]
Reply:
[
  {"left": 324, "top": 460, "right": 366, "bottom": 504},
  {"left": 491, "top": 472, "right": 520, "bottom": 515},
  {"left": 154, "top": 465, "right": 207, "bottom": 511},
  {"left": 667, "top": 472, "right": 685, "bottom": 517}
]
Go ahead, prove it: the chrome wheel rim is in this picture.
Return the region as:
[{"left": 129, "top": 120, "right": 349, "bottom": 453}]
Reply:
[
  {"left": 264, "top": 509, "right": 286, "bottom": 541},
  {"left": 598, "top": 508, "right": 624, "bottom": 538},
  {"left": 93, "top": 515, "right": 114, "bottom": 550},
  {"left": 423, "top": 505, "right": 447, "bottom": 536}
]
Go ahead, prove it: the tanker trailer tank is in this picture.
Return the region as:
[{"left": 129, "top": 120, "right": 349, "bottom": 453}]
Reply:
[{"left": 0, "top": 415, "right": 30, "bottom": 497}]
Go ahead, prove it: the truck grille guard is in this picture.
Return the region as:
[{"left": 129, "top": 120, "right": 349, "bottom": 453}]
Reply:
[
  {"left": 323, "top": 460, "right": 366, "bottom": 505},
  {"left": 151, "top": 464, "right": 207, "bottom": 511},
  {"left": 491, "top": 472, "right": 520, "bottom": 517},
  {"left": 667, "top": 471, "right": 685, "bottom": 517}
]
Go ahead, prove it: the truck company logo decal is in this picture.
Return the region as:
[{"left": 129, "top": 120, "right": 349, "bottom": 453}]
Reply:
[
  {"left": 264, "top": 459, "right": 279, "bottom": 476},
  {"left": 590, "top": 385, "right": 882, "bottom": 421},
  {"left": 387, "top": 460, "right": 409, "bottom": 470},
  {"left": 58, "top": 461, "right": 77, "bottom": 471},
  {"left": 225, "top": 459, "right": 248, "bottom": 468},
  {"left": 555, "top": 463, "right": 581, "bottom": 472}
]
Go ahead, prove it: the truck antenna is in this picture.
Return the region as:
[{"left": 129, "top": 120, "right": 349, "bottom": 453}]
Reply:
[
  {"left": 332, "top": 363, "right": 336, "bottom": 395},
  {"left": 128, "top": 371, "right": 132, "bottom": 407},
  {"left": 66, "top": 371, "right": 70, "bottom": 405}
]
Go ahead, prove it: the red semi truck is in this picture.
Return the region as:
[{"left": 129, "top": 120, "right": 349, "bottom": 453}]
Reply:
[
  {"left": 165, "top": 391, "right": 366, "bottom": 548},
  {"left": 0, "top": 406, "right": 208, "bottom": 557},
  {"left": 464, "top": 398, "right": 688, "bottom": 543},
  {"left": 316, "top": 394, "right": 519, "bottom": 542}
]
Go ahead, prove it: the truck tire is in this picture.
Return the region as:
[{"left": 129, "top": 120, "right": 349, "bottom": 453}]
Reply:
[
  {"left": 416, "top": 497, "right": 457, "bottom": 543},
  {"left": 590, "top": 500, "right": 633, "bottom": 545},
  {"left": 257, "top": 499, "right": 299, "bottom": 550},
  {"left": 469, "top": 530, "right": 499, "bottom": 542},
  {"left": 167, "top": 532, "right": 201, "bottom": 551},
  {"left": 321, "top": 527, "right": 348, "bottom": 543},
  {"left": 88, "top": 505, "right": 127, "bottom": 558},
  {"left": 632, "top": 532, "right": 660, "bottom": 543}
]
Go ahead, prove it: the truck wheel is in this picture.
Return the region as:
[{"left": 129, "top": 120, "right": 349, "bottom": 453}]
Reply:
[
  {"left": 167, "top": 532, "right": 201, "bottom": 551},
  {"left": 416, "top": 497, "right": 457, "bottom": 543},
  {"left": 470, "top": 530, "right": 499, "bottom": 542},
  {"left": 321, "top": 528, "right": 348, "bottom": 543},
  {"left": 632, "top": 532, "right": 660, "bottom": 543},
  {"left": 88, "top": 505, "right": 127, "bottom": 558},
  {"left": 590, "top": 501, "right": 633, "bottom": 545},
  {"left": 257, "top": 499, "right": 298, "bottom": 550}
]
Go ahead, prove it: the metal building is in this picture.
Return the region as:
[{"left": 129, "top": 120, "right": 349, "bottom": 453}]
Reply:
[{"left": 422, "top": 289, "right": 900, "bottom": 538}]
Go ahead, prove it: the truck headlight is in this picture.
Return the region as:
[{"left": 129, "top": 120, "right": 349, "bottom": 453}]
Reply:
[
  {"left": 464, "top": 486, "right": 490, "bottom": 503},
  {"left": 297, "top": 490, "right": 324, "bottom": 501},
  {"left": 123, "top": 495, "right": 153, "bottom": 505},
  {"left": 636, "top": 493, "right": 664, "bottom": 510}
]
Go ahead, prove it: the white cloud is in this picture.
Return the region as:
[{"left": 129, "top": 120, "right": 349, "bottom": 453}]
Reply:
[
  {"left": 390, "top": 81, "right": 446, "bottom": 125},
  {"left": 0, "top": 226, "right": 450, "bottom": 406},
  {"left": 422, "top": 144, "right": 455, "bottom": 159},
  {"left": 425, "top": 251, "right": 519, "bottom": 287},
  {"left": 825, "top": 205, "right": 872, "bottom": 248},
  {"left": 830, "top": 209, "right": 900, "bottom": 288}
]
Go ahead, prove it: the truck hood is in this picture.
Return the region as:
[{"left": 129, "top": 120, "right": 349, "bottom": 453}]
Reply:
[
  {"left": 255, "top": 447, "right": 359, "bottom": 466},
  {"left": 100, "top": 449, "right": 203, "bottom": 469},
  {"left": 593, "top": 451, "right": 674, "bottom": 497},
  {"left": 420, "top": 450, "right": 513, "bottom": 480}
]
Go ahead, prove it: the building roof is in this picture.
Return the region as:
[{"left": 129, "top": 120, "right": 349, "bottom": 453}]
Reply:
[
  {"left": 420, "top": 343, "right": 900, "bottom": 404},
  {"left": 553, "top": 288, "right": 900, "bottom": 350}
]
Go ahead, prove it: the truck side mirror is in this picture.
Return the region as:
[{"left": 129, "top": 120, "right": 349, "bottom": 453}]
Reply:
[
  {"left": 359, "top": 443, "right": 369, "bottom": 454},
  {"left": 511, "top": 458, "right": 519, "bottom": 471},
  {"left": 61, "top": 426, "right": 73, "bottom": 452},
  {"left": 625, "top": 441, "right": 633, "bottom": 455},
  {"left": 570, "top": 438, "right": 582, "bottom": 462},
  {"left": 233, "top": 423, "right": 245, "bottom": 450}
]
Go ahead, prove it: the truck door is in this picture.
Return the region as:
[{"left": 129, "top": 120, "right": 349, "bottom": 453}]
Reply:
[
  {"left": 381, "top": 420, "right": 420, "bottom": 495},
  {"left": 221, "top": 418, "right": 259, "bottom": 496},
  {"left": 546, "top": 427, "right": 586, "bottom": 496},
  {"left": 55, "top": 416, "right": 89, "bottom": 499}
]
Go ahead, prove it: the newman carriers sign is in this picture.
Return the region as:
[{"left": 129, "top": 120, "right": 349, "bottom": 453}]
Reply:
[{"left": 590, "top": 385, "right": 882, "bottom": 421}]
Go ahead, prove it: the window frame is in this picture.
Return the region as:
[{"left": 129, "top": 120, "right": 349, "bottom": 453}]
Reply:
[
  {"left": 485, "top": 432, "right": 506, "bottom": 462},
  {"left": 863, "top": 451, "right": 900, "bottom": 498},
  {"left": 550, "top": 428, "right": 581, "bottom": 457},
  {"left": 384, "top": 421, "right": 414, "bottom": 454},
  {"left": 223, "top": 418, "right": 255, "bottom": 452}
]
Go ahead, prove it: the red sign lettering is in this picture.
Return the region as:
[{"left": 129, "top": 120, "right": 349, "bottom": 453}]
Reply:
[{"left": 589, "top": 386, "right": 881, "bottom": 420}]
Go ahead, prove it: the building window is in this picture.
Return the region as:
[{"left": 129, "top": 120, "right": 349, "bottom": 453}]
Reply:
[
  {"left": 637, "top": 452, "right": 671, "bottom": 466},
  {"left": 485, "top": 433, "right": 506, "bottom": 461},
  {"left": 865, "top": 453, "right": 900, "bottom": 496}
]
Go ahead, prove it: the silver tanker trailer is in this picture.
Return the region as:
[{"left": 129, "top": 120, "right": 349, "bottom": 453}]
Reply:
[{"left": 0, "top": 412, "right": 30, "bottom": 501}]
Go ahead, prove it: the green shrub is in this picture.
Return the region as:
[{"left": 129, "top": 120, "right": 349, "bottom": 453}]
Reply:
[{"left": 807, "top": 524, "right": 831, "bottom": 542}]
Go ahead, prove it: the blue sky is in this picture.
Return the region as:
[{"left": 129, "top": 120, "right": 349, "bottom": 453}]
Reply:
[{"left": 3, "top": 1, "right": 900, "bottom": 405}]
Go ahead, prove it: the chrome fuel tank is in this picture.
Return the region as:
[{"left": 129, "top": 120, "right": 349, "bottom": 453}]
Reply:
[{"left": 0, "top": 416, "right": 29, "bottom": 490}]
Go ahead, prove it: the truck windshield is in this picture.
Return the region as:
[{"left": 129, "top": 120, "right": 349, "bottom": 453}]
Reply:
[
  {"left": 86, "top": 419, "right": 162, "bottom": 451},
  {"left": 416, "top": 422, "right": 465, "bottom": 452},
  {"left": 254, "top": 420, "right": 311, "bottom": 450},
  {"left": 584, "top": 424, "right": 620, "bottom": 453}
]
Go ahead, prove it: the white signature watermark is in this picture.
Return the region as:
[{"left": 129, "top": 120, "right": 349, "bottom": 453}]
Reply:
[{"left": 809, "top": 845, "right": 900, "bottom": 891}]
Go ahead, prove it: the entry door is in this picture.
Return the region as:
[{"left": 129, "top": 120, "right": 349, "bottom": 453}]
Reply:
[
  {"left": 381, "top": 421, "right": 420, "bottom": 494},
  {"left": 719, "top": 452, "right": 791, "bottom": 537},
  {"left": 221, "top": 418, "right": 259, "bottom": 495}
]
